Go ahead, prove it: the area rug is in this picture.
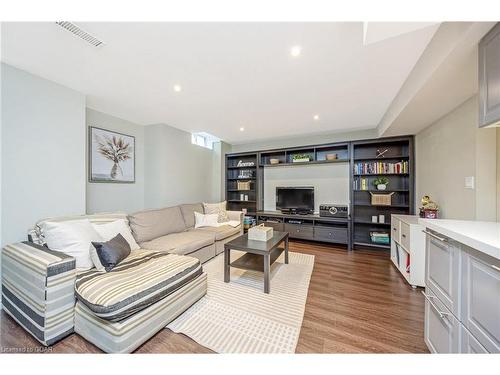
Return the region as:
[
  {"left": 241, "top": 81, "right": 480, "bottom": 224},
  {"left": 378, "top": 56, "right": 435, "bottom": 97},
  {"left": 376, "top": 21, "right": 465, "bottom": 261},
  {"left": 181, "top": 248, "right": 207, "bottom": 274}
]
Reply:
[{"left": 167, "top": 250, "right": 314, "bottom": 353}]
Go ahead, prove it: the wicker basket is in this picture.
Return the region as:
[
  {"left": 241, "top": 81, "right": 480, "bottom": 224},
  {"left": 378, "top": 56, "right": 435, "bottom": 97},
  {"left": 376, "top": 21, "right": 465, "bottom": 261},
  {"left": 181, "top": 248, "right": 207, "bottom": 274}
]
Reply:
[
  {"left": 237, "top": 181, "right": 251, "bottom": 190},
  {"left": 370, "top": 192, "right": 395, "bottom": 206}
]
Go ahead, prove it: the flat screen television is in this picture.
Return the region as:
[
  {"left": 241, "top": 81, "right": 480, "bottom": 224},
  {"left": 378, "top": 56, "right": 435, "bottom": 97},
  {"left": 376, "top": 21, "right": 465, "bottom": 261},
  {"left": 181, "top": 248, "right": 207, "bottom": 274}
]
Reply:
[{"left": 276, "top": 187, "right": 314, "bottom": 214}]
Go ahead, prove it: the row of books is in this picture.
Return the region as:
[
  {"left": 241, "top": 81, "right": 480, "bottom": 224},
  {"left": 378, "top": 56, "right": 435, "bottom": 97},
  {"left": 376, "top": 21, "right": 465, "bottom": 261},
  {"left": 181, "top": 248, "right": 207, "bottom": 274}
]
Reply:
[
  {"left": 353, "top": 178, "right": 369, "bottom": 190},
  {"left": 354, "top": 160, "right": 409, "bottom": 175}
]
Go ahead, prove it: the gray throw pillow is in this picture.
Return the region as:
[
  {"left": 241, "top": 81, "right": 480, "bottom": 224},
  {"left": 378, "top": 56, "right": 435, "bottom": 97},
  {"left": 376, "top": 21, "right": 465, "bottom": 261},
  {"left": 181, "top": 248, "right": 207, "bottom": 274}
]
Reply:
[{"left": 91, "top": 233, "right": 131, "bottom": 272}]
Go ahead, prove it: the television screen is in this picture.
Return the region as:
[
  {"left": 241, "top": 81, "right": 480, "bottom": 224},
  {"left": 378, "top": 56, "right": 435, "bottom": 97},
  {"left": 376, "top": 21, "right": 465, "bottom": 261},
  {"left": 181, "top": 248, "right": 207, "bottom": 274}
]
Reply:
[{"left": 276, "top": 187, "right": 314, "bottom": 212}]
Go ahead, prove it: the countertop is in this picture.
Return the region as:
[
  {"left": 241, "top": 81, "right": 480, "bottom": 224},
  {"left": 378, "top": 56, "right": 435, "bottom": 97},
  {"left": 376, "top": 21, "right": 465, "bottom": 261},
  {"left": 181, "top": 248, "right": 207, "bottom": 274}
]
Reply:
[
  {"left": 419, "top": 218, "right": 500, "bottom": 260},
  {"left": 392, "top": 214, "right": 420, "bottom": 225}
]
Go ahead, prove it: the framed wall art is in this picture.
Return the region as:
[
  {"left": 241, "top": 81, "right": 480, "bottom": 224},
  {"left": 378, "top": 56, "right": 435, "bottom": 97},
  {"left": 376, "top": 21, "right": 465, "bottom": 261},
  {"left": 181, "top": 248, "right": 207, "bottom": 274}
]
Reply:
[{"left": 89, "top": 126, "right": 135, "bottom": 183}]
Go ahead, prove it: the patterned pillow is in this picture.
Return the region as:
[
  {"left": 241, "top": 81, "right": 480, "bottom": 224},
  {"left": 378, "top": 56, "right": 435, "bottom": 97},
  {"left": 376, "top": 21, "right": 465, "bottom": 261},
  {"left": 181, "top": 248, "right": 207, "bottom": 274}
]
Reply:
[{"left": 203, "top": 201, "right": 230, "bottom": 223}]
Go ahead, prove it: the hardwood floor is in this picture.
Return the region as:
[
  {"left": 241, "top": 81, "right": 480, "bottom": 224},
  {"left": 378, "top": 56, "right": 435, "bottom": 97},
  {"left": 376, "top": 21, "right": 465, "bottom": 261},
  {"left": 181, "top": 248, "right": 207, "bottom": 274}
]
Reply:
[{"left": 0, "top": 241, "right": 428, "bottom": 353}]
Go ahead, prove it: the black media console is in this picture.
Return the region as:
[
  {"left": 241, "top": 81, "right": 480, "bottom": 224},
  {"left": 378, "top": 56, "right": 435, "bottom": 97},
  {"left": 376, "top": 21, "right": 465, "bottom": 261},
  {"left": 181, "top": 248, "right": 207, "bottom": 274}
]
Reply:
[{"left": 256, "top": 211, "right": 351, "bottom": 250}]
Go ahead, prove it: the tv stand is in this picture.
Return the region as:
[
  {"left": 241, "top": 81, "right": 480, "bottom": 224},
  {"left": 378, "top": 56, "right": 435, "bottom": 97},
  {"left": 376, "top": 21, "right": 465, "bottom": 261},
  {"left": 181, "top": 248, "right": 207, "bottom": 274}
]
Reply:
[
  {"left": 280, "top": 209, "right": 313, "bottom": 215},
  {"left": 257, "top": 210, "right": 351, "bottom": 250}
]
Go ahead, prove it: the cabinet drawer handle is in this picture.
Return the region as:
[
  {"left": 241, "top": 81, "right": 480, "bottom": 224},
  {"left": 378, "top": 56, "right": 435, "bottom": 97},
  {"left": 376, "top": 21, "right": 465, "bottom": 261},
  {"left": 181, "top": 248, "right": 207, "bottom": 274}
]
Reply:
[
  {"left": 401, "top": 234, "right": 406, "bottom": 238},
  {"left": 491, "top": 264, "right": 500, "bottom": 272},
  {"left": 422, "top": 291, "right": 449, "bottom": 319},
  {"left": 393, "top": 228, "right": 397, "bottom": 231},
  {"left": 422, "top": 230, "right": 447, "bottom": 242}
]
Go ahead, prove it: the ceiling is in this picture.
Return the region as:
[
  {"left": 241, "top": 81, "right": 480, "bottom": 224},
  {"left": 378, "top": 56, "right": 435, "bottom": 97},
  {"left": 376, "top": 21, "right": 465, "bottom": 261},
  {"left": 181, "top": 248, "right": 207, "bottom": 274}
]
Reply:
[{"left": 1, "top": 22, "right": 439, "bottom": 144}]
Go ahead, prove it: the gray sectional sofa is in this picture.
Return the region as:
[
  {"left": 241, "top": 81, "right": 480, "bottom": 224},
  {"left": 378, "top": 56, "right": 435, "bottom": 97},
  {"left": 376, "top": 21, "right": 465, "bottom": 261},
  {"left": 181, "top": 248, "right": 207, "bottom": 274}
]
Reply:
[
  {"left": 1, "top": 203, "right": 243, "bottom": 353},
  {"left": 129, "top": 203, "right": 244, "bottom": 262}
]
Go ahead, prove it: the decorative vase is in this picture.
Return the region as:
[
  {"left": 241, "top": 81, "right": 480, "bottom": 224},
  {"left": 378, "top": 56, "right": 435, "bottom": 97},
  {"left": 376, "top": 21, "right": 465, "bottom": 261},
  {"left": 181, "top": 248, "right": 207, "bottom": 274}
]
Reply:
[
  {"left": 377, "top": 184, "right": 387, "bottom": 191},
  {"left": 110, "top": 163, "right": 118, "bottom": 179}
]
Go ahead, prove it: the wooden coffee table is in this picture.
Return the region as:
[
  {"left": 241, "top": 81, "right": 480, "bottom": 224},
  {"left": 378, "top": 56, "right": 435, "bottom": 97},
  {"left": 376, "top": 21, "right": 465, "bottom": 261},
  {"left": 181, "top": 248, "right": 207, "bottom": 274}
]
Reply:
[{"left": 224, "top": 231, "right": 289, "bottom": 294}]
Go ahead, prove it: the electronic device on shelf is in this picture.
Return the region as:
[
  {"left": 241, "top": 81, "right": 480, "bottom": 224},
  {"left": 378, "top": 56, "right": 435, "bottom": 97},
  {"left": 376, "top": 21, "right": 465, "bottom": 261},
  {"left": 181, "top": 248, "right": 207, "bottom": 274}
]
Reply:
[
  {"left": 276, "top": 186, "right": 314, "bottom": 215},
  {"left": 319, "top": 204, "right": 349, "bottom": 218}
]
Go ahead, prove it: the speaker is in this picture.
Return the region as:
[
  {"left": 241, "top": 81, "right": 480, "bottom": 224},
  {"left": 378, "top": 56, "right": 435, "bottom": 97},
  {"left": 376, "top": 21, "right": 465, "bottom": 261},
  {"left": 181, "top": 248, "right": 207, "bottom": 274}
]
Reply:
[{"left": 319, "top": 204, "right": 348, "bottom": 218}]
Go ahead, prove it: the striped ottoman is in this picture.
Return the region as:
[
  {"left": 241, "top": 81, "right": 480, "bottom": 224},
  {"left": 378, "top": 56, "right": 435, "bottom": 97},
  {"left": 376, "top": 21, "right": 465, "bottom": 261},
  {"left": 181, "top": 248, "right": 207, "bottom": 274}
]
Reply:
[{"left": 1, "top": 241, "right": 76, "bottom": 346}]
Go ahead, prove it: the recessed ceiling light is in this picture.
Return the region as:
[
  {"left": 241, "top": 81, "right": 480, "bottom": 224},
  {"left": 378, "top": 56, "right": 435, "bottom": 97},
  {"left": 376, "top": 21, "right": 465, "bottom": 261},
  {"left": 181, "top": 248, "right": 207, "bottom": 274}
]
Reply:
[
  {"left": 240, "top": 127, "right": 245, "bottom": 132},
  {"left": 173, "top": 84, "right": 182, "bottom": 92},
  {"left": 313, "top": 115, "right": 320, "bottom": 120},
  {"left": 290, "top": 45, "right": 302, "bottom": 57}
]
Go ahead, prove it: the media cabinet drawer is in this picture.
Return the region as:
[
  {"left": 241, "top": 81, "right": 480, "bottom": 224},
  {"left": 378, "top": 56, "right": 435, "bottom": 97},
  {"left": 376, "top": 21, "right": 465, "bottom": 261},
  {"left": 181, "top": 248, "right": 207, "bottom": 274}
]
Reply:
[
  {"left": 285, "top": 224, "right": 313, "bottom": 239},
  {"left": 259, "top": 221, "right": 284, "bottom": 232},
  {"left": 314, "top": 226, "right": 348, "bottom": 244}
]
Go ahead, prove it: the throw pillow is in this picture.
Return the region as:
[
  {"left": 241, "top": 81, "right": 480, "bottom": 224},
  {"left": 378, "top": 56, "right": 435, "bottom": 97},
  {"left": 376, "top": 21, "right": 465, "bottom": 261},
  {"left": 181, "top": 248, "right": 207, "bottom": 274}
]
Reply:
[
  {"left": 43, "top": 219, "right": 102, "bottom": 270},
  {"left": 91, "top": 233, "right": 131, "bottom": 272},
  {"left": 203, "top": 201, "right": 230, "bottom": 223},
  {"left": 194, "top": 212, "right": 220, "bottom": 228},
  {"left": 92, "top": 219, "right": 140, "bottom": 251}
]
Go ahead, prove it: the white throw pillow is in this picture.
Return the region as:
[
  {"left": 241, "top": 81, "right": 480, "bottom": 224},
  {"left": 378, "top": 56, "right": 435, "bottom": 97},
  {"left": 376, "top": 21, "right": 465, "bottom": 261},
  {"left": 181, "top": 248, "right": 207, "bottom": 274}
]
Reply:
[
  {"left": 92, "top": 219, "right": 140, "bottom": 251},
  {"left": 194, "top": 212, "right": 220, "bottom": 228},
  {"left": 43, "top": 219, "right": 102, "bottom": 270},
  {"left": 203, "top": 201, "right": 230, "bottom": 223}
]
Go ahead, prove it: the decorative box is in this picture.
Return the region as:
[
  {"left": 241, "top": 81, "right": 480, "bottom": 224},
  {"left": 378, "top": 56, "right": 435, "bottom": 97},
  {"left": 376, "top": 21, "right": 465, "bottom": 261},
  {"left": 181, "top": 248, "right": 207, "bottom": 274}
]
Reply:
[
  {"left": 248, "top": 224, "right": 273, "bottom": 241},
  {"left": 370, "top": 192, "right": 395, "bottom": 206}
]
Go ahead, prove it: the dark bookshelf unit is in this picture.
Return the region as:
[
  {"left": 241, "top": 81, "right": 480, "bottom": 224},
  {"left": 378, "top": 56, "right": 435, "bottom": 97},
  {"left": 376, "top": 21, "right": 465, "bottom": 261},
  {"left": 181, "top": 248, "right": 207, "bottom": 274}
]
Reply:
[
  {"left": 225, "top": 136, "right": 414, "bottom": 251},
  {"left": 225, "top": 152, "right": 258, "bottom": 215},
  {"left": 350, "top": 137, "right": 414, "bottom": 250}
]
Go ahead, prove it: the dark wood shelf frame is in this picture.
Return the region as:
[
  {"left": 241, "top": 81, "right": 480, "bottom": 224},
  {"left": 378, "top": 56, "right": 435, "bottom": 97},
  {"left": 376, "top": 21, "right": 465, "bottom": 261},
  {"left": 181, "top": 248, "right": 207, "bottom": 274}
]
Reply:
[
  {"left": 350, "top": 136, "right": 414, "bottom": 250},
  {"left": 225, "top": 136, "right": 414, "bottom": 252}
]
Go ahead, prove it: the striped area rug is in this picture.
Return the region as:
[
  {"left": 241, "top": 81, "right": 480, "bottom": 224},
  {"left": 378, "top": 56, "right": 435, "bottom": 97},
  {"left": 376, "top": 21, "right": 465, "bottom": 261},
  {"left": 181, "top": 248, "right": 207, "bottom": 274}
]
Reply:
[{"left": 167, "top": 250, "right": 314, "bottom": 353}]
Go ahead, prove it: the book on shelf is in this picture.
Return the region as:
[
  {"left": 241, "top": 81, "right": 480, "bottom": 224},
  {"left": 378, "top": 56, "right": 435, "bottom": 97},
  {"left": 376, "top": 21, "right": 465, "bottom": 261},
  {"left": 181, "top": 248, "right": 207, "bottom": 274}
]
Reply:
[{"left": 354, "top": 160, "right": 408, "bottom": 175}]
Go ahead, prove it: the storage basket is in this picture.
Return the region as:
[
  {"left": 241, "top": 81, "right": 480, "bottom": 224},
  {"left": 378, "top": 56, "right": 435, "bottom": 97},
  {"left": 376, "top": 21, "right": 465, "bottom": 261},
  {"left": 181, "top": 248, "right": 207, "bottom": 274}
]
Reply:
[
  {"left": 370, "top": 192, "right": 394, "bottom": 206},
  {"left": 237, "top": 181, "right": 251, "bottom": 190}
]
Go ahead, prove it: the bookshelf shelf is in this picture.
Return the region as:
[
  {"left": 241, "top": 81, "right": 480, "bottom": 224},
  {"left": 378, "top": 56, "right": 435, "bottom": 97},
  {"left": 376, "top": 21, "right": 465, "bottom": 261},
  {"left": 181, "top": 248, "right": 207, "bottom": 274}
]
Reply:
[{"left": 353, "top": 173, "right": 409, "bottom": 176}]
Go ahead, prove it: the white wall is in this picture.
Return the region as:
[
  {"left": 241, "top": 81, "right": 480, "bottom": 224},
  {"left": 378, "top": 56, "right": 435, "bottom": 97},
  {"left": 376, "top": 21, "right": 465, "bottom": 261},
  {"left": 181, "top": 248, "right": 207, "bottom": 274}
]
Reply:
[
  {"left": 497, "top": 128, "right": 500, "bottom": 221},
  {"left": 144, "top": 123, "right": 216, "bottom": 209},
  {"left": 86, "top": 108, "right": 145, "bottom": 213},
  {"left": 1, "top": 63, "right": 86, "bottom": 245},
  {"left": 415, "top": 96, "right": 497, "bottom": 220},
  {"left": 263, "top": 164, "right": 349, "bottom": 213}
]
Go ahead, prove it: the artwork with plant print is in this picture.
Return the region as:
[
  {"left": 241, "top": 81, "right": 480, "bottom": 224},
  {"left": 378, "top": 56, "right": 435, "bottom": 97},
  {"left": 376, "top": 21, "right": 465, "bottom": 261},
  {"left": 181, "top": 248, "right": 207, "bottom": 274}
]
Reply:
[{"left": 90, "top": 127, "right": 135, "bottom": 183}]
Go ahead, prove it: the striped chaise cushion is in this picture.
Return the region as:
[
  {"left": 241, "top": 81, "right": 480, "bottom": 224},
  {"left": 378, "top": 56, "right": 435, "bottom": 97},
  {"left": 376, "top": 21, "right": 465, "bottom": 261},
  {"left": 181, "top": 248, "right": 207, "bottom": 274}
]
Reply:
[
  {"left": 1, "top": 241, "right": 76, "bottom": 346},
  {"left": 75, "top": 250, "right": 203, "bottom": 321}
]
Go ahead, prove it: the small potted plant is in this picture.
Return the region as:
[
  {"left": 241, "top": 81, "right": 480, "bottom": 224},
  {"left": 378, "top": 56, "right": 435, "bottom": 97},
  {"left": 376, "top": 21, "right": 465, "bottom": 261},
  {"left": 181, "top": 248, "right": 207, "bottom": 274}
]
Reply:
[
  {"left": 373, "top": 177, "right": 389, "bottom": 191},
  {"left": 292, "top": 154, "right": 311, "bottom": 163}
]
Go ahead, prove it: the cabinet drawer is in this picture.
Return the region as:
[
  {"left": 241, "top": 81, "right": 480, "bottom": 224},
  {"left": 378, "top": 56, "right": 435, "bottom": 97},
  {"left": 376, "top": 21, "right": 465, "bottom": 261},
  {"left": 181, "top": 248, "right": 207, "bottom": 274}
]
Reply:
[
  {"left": 461, "top": 248, "right": 500, "bottom": 353},
  {"left": 314, "top": 226, "right": 348, "bottom": 244},
  {"left": 425, "top": 230, "right": 461, "bottom": 318},
  {"left": 460, "top": 326, "right": 489, "bottom": 353},
  {"left": 284, "top": 224, "right": 313, "bottom": 239},
  {"left": 423, "top": 288, "right": 460, "bottom": 353},
  {"left": 260, "top": 221, "right": 284, "bottom": 232},
  {"left": 400, "top": 222, "right": 410, "bottom": 250},
  {"left": 391, "top": 218, "right": 400, "bottom": 243}
]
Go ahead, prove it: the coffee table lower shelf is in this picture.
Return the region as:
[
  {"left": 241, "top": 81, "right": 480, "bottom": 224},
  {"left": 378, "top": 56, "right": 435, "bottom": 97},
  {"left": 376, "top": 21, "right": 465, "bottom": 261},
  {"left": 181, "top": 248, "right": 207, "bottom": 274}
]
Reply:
[{"left": 230, "top": 247, "right": 284, "bottom": 272}]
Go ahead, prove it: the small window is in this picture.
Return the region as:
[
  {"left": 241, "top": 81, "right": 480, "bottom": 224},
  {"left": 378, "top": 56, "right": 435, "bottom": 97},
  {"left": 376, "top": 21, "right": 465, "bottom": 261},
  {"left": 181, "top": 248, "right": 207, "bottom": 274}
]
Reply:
[{"left": 191, "top": 132, "right": 220, "bottom": 150}]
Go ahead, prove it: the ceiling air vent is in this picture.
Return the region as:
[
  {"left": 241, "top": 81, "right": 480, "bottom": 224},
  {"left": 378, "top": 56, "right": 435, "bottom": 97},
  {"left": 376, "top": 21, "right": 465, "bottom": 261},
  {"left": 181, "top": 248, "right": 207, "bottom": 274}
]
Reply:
[{"left": 55, "top": 22, "right": 104, "bottom": 47}]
